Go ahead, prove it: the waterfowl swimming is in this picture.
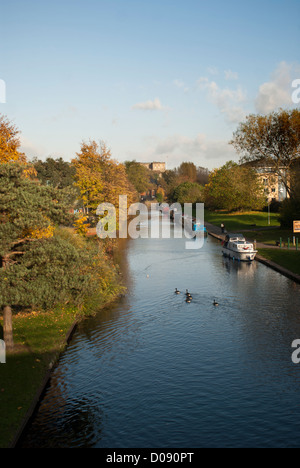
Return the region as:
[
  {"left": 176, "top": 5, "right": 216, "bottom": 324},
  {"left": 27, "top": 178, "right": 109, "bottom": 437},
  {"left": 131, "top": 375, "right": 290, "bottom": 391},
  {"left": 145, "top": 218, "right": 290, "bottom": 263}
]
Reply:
[
  {"left": 175, "top": 288, "right": 181, "bottom": 294},
  {"left": 213, "top": 300, "right": 219, "bottom": 306},
  {"left": 186, "top": 297, "right": 192, "bottom": 303},
  {"left": 185, "top": 289, "right": 191, "bottom": 296}
]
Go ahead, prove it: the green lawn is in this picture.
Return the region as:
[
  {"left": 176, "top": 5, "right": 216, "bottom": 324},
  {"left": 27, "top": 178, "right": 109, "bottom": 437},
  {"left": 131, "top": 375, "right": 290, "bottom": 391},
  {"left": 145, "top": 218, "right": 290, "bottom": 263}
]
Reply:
[
  {"left": 258, "top": 249, "right": 300, "bottom": 276},
  {"left": 204, "top": 210, "right": 300, "bottom": 276},
  {"left": 204, "top": 209, "right": 280, "bottom": 231},
  {"left": 0, "top": 307, "right": 78, "bottom": 448},
  {"left": 242, "top": 229, "right": 297, "bottom": 246}
]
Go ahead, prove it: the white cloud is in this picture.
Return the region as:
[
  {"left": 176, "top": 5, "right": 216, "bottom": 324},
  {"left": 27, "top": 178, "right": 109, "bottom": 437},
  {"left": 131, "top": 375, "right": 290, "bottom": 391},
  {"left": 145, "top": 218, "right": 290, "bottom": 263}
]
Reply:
[
  {"left": 224, "top": 69, "right": 239, "bottom": 80},
  {"left": 255, "top": 61, "right": 300, "bottom": 114},
  {"left": 147, "top": 133, "right": 237, "bottom": 169},
  {"left": 132, "top": 97, "right": 166, "bottom": 111},
  {"left": 197, "top": 77, "right": 247, "bottom": 123},
  {"left": 156, "top": 133, "right": 207, "bottom": 156},
  {"left": 207, "top": 66, "right": 219, "bottom": 76},
  {"left": 173, "top": 79, "right": 184, "bottom": 88},
  {"left": 173, "top": 79, "right": 189, "bottom": 93}
]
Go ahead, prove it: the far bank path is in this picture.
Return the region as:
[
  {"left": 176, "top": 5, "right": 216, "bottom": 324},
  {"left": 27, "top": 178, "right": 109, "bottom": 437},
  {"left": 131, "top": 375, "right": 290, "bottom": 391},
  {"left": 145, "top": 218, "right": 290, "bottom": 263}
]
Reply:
[{"left": 204, "top": 222, "right": 300, "bottom": 285}]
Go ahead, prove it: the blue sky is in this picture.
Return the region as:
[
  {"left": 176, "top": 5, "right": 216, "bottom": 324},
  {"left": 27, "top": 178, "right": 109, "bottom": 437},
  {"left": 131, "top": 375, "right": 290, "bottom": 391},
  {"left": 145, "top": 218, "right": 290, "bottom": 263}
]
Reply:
[{"left": 0, "top": 0, "right": 299, "bottom": 169}]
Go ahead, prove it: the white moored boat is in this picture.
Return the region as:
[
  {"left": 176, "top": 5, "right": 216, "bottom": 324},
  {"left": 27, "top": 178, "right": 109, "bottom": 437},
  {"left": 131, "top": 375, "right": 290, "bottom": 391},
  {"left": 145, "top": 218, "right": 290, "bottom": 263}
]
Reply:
[{"left": 222, "top": 234, "right": 257, "bottom": 262}]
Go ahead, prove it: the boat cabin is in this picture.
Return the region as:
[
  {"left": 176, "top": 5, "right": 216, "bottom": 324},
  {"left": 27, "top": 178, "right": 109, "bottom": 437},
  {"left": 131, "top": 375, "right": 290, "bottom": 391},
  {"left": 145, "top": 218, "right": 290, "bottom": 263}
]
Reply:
[{"left": 224, "top": 234, "right": 245, "bottom": 243}]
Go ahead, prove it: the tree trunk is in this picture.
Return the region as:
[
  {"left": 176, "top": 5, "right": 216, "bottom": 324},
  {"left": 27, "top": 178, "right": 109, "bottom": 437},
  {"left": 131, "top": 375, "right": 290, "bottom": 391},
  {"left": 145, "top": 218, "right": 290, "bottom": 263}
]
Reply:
[{"left": 3, "top": 305, "right": 14, "bottom": 350}]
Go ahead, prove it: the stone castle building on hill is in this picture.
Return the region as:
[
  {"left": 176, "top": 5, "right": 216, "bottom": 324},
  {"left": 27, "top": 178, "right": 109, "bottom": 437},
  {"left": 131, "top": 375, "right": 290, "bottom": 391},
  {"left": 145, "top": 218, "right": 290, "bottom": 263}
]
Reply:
[{"left": 139, "top": 162, "right": 166, "bottom": 173}]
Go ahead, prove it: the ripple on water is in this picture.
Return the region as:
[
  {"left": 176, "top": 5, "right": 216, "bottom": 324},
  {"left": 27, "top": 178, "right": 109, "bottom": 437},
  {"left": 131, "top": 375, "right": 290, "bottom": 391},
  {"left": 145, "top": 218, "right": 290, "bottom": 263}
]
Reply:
[{"left": 19, "top": 230, "right": 300, "bottom": 448}]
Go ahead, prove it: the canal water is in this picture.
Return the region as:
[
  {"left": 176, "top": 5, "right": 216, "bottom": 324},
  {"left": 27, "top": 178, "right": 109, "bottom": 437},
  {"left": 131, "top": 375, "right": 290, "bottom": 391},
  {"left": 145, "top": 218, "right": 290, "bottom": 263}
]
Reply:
[{"left": 20, "top": 213, "right": 300, "bottom": 448}]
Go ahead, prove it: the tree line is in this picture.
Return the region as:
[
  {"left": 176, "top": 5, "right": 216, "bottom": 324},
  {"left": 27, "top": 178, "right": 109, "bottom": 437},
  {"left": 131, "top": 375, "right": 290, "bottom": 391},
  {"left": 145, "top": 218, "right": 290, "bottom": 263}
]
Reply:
[
  {"left": 230, "top": 108, "right": 300, "bottom": 227},
  {"left": 28, "top": 108, "right": 300, "bottom": 222},
  {"left": 0, "top": 115, "right": 137, "bottom": 350},
  {"left": 1, "top": 107, "right": 299, "bottom": 348},
  {"left": 124, "top": 109, "right": 300, "bottom": 224}
]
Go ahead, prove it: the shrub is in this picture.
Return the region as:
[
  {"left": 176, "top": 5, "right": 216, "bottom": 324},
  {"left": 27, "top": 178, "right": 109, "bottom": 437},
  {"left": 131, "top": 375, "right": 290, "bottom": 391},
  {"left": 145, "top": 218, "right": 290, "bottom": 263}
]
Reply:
[
  {"left": 279, "top": 198, "right": 300, "bottom": 228},
  {"left": 172, "top": 182, "right": 204, "bottom": 204}
]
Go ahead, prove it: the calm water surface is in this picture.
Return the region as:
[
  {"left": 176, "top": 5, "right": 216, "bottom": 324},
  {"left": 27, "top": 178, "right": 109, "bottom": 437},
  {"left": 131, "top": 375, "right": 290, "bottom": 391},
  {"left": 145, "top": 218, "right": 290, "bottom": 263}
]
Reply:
[{"left": 20, "top": 214, "right": 300, "bottom": 448}]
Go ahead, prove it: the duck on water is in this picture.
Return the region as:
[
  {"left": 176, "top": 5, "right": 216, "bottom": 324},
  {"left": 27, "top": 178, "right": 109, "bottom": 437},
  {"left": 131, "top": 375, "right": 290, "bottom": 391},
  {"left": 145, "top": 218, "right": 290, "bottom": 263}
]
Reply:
[{"left": 176, "top": 289, "right": 219, "bottom": 306}]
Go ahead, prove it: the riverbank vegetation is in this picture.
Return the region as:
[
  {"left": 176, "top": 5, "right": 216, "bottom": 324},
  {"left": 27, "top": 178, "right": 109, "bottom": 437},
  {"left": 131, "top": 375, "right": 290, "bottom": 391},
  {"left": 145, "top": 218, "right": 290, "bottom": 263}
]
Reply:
[
  {"left": 257, "top": 249, "right": 300, "bottom": 276},
  {"left": 158, "top": 110, "right": 300, "bottom": 231},
  {"left": 204, "top": 162, "right": 265, "bottom": 212},
  {"left": 0, "top": 117, "right": 132, "bottom": 344},
  {"left": 230, "top": 108, "right": 300, "bottom": 228},
  {"left": 204, "top": 209, "right": 300, "bottom": 276},
  {"left": 73, "top": 140, "right": 137, "bottom": 222},
  {"left": 0, "top": 105, "right": 299, "bottom": 446},
  {"left": 0, "top": 226, "right": 124, "bottom": 448},
  {"left": 204, "top": 210, "right": 280, "bottom": 231},
  {"left": 0, "top": 114, "right": 134, "bottom": 447},
  {"left": 241, "top": 229, "right": 296, "bottom": 246},
  {"left": 0, "top": 306, "right": 79, "bottom": 448},
  {"left": 0, "top": 161, "right": 125, "bottom": 350}
]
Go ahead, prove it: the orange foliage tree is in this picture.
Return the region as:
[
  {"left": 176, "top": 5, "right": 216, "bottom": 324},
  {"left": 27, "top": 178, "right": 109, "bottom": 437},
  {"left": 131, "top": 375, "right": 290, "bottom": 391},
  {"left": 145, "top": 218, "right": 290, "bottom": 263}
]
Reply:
[
  {"left": 0, "top": 113, "right": 37, "bottom": 180},
  {"left": 0, "top": 114, "right": 26, "bottom": 163},
  {"left": 72, "top": 140, "right": 137, "bottom": 220}
]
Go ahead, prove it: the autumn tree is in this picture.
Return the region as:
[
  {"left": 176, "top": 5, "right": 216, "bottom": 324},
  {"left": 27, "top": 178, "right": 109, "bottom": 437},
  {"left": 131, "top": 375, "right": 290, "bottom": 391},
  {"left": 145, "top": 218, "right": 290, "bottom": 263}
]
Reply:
[
  {"left": 72, "top": 140, "right": 136, "bottom": 219},
  {"left": 0, "top": 113, "right": 38, "bottom": 182},
  {"left": 197, "top": 166, "right": 210, "bottom": 185},
  {"left": 279, "top": 164, "right": 300, "bottom": 227},
  {"left": 156, "top": 186, "right": 165, "bottom": 203},
  {"left": 230, "top": 109, "right": 300, "bottom": 199},
  {"left": 0, "top": 163, "right": 74, "bottom": 349},
  {"left": 124, "top": 160, "right": 151, "bottom": 194},
  {"left": 161, "top": 164, "right": 209, "bottom": 201},
  {"left": 160, "top": 169, "right": 180, "bottom": 199},
  {"left": 172, "top": 181, "right": 204, "bottom": 205},
  {"left": 33, "top": 157, "right": 77, "bottom": 190},
  {"left": 0, "top": 114, "right": 26, "bottom": 164},
  {"left": 177, "top": 162, "right": 197, "bottom": 183},
  {"left": 204, "top": 161, "right": 265, "bottom": 212}
]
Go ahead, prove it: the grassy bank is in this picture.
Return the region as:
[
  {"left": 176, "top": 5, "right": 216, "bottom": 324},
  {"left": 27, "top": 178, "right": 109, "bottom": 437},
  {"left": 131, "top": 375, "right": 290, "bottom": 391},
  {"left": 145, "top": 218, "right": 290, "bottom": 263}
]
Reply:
[
  {"left": 0, "top": 293, "right": 125, "bottom": 448},
  {"left": 0, "top": 231, "right": 126, "bottom": 448},
  {"left": 205, "top": 210, "right": 300, "bottom": 277},
  {"left": 258, "top": 249, "right": 300, "bottom": 276},
  {"left": 0, "top": 306, "right": 78, "bottom": 448},
  {"left": 204, "top": 209, "right": 280, "bottom": 231},
  {"left": 242, "top": 229, "right": 297, "bottom": 246}
]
